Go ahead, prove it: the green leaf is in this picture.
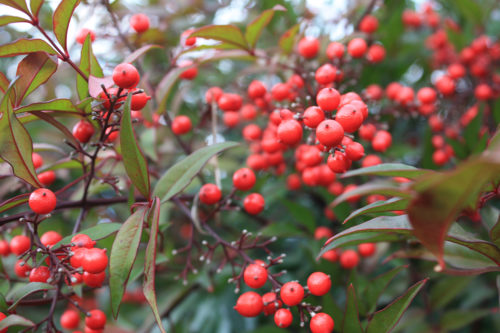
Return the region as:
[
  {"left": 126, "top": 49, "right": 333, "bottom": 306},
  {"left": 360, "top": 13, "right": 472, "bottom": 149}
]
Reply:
[
  {"left": 0, "top": 81, "right": 41, "bottom": 188},
  {"left": 363, "top": 266, "right": 407, "bottom": 314},
  {"left": 440, "top": 309, "right": 490, "bottom": 330},
  {"left": 124, "top": 44, "right": 162, "bottom": 63},
  {"left": 0, "top": 293, "right": 7, "bottom": 312},
  {"left": 281, "top": 199, "right": 315, "bottom": 233},
  {"left": 120, "top": 95, "right": 151, "bottom": 199},
  {"left": 30, "top": 0, "right": 44, "bottom": 18},
  {"left": 279, "top": 23, "right": 300, "bottom": 54},
  {"left": 110, "top": 207, "right": 146, "bottom": 317},
  {"left": 489, "top": 216, "right": 500, "bottom": 247},
  {"left": 37, "top": 158, "right": 81, "bottom": 173},
  {"left": 342, "top": 284, "right": 364, "bottom": 333},
  {"left": 77, "top": 34, "right": 102, "bottom": 99},
  {"left": 0, "top": 38, "right": 57, "bottom": 57},
  {"left": 154, "top": 66, "right": 185, "bottom": 114},
  {"left": 15, "top": 98, "right": 81, "bottom": 114},
  {"left": 54, "top": 222, "right": 122, "bottom": 248},
  {"left": 408, "top": 150, "right": 500, "bottom": 267},
  {"left": 190, "top": 25, "right": 249, "bottom": 50},
  {"left": 52, "top": 0, "right": 80, "bottom": 52},
  {"left": 245, "top": 5, "right": 285, "bottom": 49},
  {"left": 332, "top": 181, "right": 411, "bottom": 207},
  {"left": 429, "top": 276, "right": 473, "bottom": 309},
  {"left": 0, "top": 0, "right": 30, "bottom": 14},
  {"left": 30, "top": 111, "right": 82, "bottom": 150},
  {"left": 342, "top": 163, "right": 429, "bottom": 179},
  {"left": 451, "top": 0, "right": 483, "bottom": 25},
  {"left": 365, "top": 279, "right": 428, "bottom": 333},
  {"left": 0, "top": 193, "right": 29, "bottom": 214},
  {"left": 0, "top": 15, "right": 30, "bottom": 26},
  {"left": 344, "top": 198, "right": 409, "bottom": 224},
  {"left": 0, "top": 314, "right": 34, "bottom": 330},
  {"left": 143, "top": 197, "right": 167, "bottom": 333},
  {"left": 0, "top": 71, "right": 9, "bottom": 93},
  {"left": 154, "top": 142, "right": 239, "bottom": 202},
  {"left": 7, "top": 282, "right": 54, "bottom": 310},
  {"left": 14, "top": 52, "right": 57, "bottom": 106}
]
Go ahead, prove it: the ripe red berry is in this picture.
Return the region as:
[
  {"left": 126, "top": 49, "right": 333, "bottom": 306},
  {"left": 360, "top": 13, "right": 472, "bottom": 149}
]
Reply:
[
  {"left": 71, "top": 234, "right": 96, "bottom": 249},
  {"left": 280, "top": 281, "right": 304, "bottom": 306},
  {"left": 362, "top": 154, "right": 382, "bottom": 168},
  {"left": 233, "top": 168, "right": 256, "bottom": 191},
  {"left": 242, "top": 124, "right": 262, "bottom": 141},
  {"left": 359, "top": 124, "right": 376, "bottom": 141},
  {"left": 10, "top": 235, "right": 30, "bottom": 256},
  {"left": 234, "top": 291, "right": 263, "bottom": 317},
  {"left": 475, "top": 83, "right": 493, "bottom": 100},
  {"left": 70, "top": 248, "right": 87, "bottom": 268},
  {"left": 358, "top": 243, "right": 376, "bottom": 257},
  {"left": 347, "top": 38, "right": 367, "bottom": 58},
  {"left": 178, "top": 60, "right": 198, "bottom": 80},
  {"left": 199, "top": 184, "right": 222, "bottom": 205},
  {"left": 218, "top": 93, "right": 243, "bottom": 111},
  {"left": 314, "top": 226, "right": 334, "bottom": 240},
  {"left": 85, "top": 309, "right": 106, "bottom": 330},
  {"left": 181, "top": 29, "right": 196, "bottom": 46},
  {"left": 171, "top": 115, "right": 192, "bottom": 135},
  {"left": 340, "top": 249, "right": 359, "bottom": 269},
  {"left": 243, "top": 193, "right": 265, "bottom": 215},
  {"left": 277, "top": 119, "right": 302, "bottom": 145},
  {"left": 435, "top": 75, "right": 455, "bottom": 96},
  {"left": 316, "top": 120, "right": 344, "bottom": 147},
  {"left": 129, "top": 89, "right": 151, "bottom": 111},
  {"left": 223, "top": 112, "right": 239, "bottom": 127},
  {"left": 310, "top": 313, "right": 335, "bottom": 333},
  {"left": 327, "top": 151, "right": 350, "bottom": 173},
  {"left": 433, "top": 149, "right": 449, "bottom": 166},
  {"left": 40, "top": 231, "right": 62, "bottom": 247},
  {"left": 326, "top": 42, "right": 344, "bottom": 59},
  {"left": 262, "top": 292, "right": 282, "bottom": 316},
  {"left": 322, "top": 249, "right": 339, "bottom": 262},
  {"left": 287, "top": 173, "right": 301, "bottom": 190},
  {"left": 244, "top": 263, "right": 268, "bottom": 288},
  {"left": 345, "top": 142, "right": 365, "bottom": 161},
  {"left": 14, "top": 259, "right": 31, "bottom": 278},
  {"left": 365, "top": 84, "right": 383, "bottom": 100},
  {"left": 32, "top": 152, "right": 43, "bottom": 169},
  {"left": 38, "top": 170, "right": 56, "bottom": 187},
  {"left": 29, "top": 266, "right": 50, "bottom": 282},
  {"left": 248, "top": 80, "right": 267, "bottom": 99},
  {"left": 130, "top": 14, "right": 150, "bottom": 33},
  {"left": 72, "top": 120, "right": 95, "bottom": 143},
  {"left": 29, "top": 188, "right": 57, "bottom": 215},
  {"left": 274, "top": 308, "right": 293, "bottom": 328},
  {"left": 335, "top": 105, "right": 364, "bottom": 133},
  {"left": 303, "top": 106, "right": 325, "bottom": 129},
  {"left": 359, "top": 15, "right": 378, "bottom": 33},
  {"left": 366, "top": 44, "right": 386, "bottom": 63},
  {"left": 0, "top": 240, "right": 10, "bottom": 257},
  {"left": 372, "top": 130, "right": 392, "bottom": 152},
  {"left": 298, "top": 37, "right": 320, "bottom": 58},
  {"left": 271, "top": 83, "right": 290, "bottom": 101},
  {"left": 417, "top": 87, "right": 437, "bottom": 104},
  {"left": 112, "top": 63, "right": 140, "bottom": 89},
  {"left": 76, "top": 28, "right": 95, "bottom": 44},
  {"left": 316, "top": 88, "right": 340, "bottom": 111},
  {"left": 307, "top": 272, "right": 331, "bottom": 296},
  {"left": 83, "top": 271, "right": 106, "bottom": 288},
  {"left": 60, "top": 309, "right": 80, "bottom": 330},
  {"left": 315, "top": 64, "right": 337, "bottom": 85},
  {"left": 240, "top": 104, "right": 257, "bottom": 120},
  {"left": 82, "top": 248, "right": 108, "bottom": 274},
  {"left": 205, "top": 87, "right": 224, "bottom": 104}
]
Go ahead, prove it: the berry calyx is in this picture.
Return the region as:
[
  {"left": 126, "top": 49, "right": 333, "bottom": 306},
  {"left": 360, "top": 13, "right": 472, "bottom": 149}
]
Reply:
[{"left": 29, "top": 188, "right": 57, "bottom": 215}]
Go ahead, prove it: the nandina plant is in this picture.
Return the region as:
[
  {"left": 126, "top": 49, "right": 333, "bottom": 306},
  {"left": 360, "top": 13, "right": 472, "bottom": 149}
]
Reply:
[{"left": 0, "top": 0, "right": 499, "bottom": 332}]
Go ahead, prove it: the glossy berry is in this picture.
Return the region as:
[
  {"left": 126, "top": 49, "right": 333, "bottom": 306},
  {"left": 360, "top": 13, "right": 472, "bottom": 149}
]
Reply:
[
  {"left": 234, "top": 291, "right": 263, "bottom": 317},
  {"left": 303, "top": 106, "right": 325, "bottom": 128},
  {"left": 83, "top": 271, "right": 106, "bottom": 288},
  {"left": 340, "top": 249, "right": 359, "bottom": 269},
  {"left": 85, "top": 309, "right": 106, "bottom": 330},
  {"left": 307, "top": 272, "right": 331, "bottom": 296},
  {"left": 218, "top": 93, "right": 243, "bottom": 111},
  {"left": 316, "top": 88, "right": 340, "bottom": 111},
  {"left": 277, "top": 119, "right": 302, "bottom": 145},
  {"left": 199, "top": 184, "right": 222, "bottom": 205},
  {"left": 29, "top": 188, "right": 57, "bottom": 215},
  {"left": 14, "top": 260, "right": 31, "bottom": 278},
  {"left": 29, "top": 266, "right": 50, "bottom": 282},
  {"left": 248, "top": 80, "right": 267, "bottom": 99},
  {"left": 181, "top": 29, "right": 196, "bottom": 46},
  {"left": 10, "top": 235, "right": 31, "bottom": 255},
  {"left": 274, "top": 308, "right": 293, "bottom": 328},
  {"left": 310, "top": 313, "right": 335, "bottom": 333},
  {"left": 40, "top": 231, "right": 62, "bottom": 247},
  {"left": 271, "top": 83, "right": 290, "bottom": 101},
  {"left": 347, "top": 38, "right": 367, "bottom": 58},
  {"left": 314, "top": 226, "right": 334, "bottom": 240},
  {"left": 358, "top": 243, "right": 376, "bottom": 257},
  {"left": 435, "top": 76, "right": 455, "bottom": 96},
  {"left": 205, "top": 87, "right": 224, "bottom": 103},
  {"left": 244, "top": 263, "right": 268, "bottom": 288},
  {"left": 297, "top": 37, "right": 320, "bottom": 58},
  {"left": 372, "top": 130, "right": 392, "bottom": 152},
  {"left": 359, "top": 15, "right": 378, "bottom": 33},
  {"left": 179, "top": 60, "right": 198, "bottom": 80},
  {"left": 32, "top": 152, "right": 43, "bottom": 169},
  {"left": 233, "top": 168, "right": 256, "bottom": 191},
  {"left": 0, "top": 240, "right": 10, "bottom": 256},
  {"left": 243, "top": 193, "right": 265, "bottom": 215},
  {"left": 327, "top": 151, "right": 350, "bottom": 173},
  {"left": 70, "top": 248, "right": 87, "bottom": 268},
  {"left": 359, "top": 124, "right": 376, "bottom": 141},
  {"left": 73, "top": 120, "right": 95, "bottom": 143},
  {"left": 345, "top": 142, "right": 365, "bottom": 161},
  {"left": 130, "top": 89, "right": 151, "bottom": 111},
  {"left": 336, "top": 105, "right": 364, "bottom": 133},
  {"left": 112, "top": 63, "right": 140, "bottom": 89},
  {"left": 242, "top": 124, "right": 262, "bottom": 141},
  {"left": 280, "top": 281, "right": 304, "bottom": 306},
  {"left": 240, "top": 104, "right": 257, "bottom": 120},
  {"left": 262, "top": 292, "right": 282, "bottom": 315},
  {"left": 60, "top": 309, "right": 80, "bottom": 330},
  {"left": 171, "top": 115, "right": 192, "bottom": 135},
  {"left": 82, "top": 248, "right": 108, "bottom": 274},
  {"left": 315, "top": 64, "right": 337, "bottom": 85},
  {"left": 38, "top": 170, "right": 56, "bottom": 187},
  {"left": 316, "top": 120, "right": 344, "bottom": 147},
  {"left": 130, "top": 14, "right": 150, "bottom": 33},
  {"left": 326, "top": 42, "right": 344, "bottom": 59},
  {"left": 417, "top": 87, "right": 437, "bottom": 104},
  {"left": 76, "top": 28, "right": 95, "bottom": 44},
  {"left": 367, "top": 44, "right": 386, "bottom": 63},
  {"left": 322, "top": 249, "right": 339, "bottom": 262},
  {"left": 223, "top": 112, "right": 239, "bottom": 127},
  {"left": 71, "top": 234, "right": 96, "bottom": 249}
]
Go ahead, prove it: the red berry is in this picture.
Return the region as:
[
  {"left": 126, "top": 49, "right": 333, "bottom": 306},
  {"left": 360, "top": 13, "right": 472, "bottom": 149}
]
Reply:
[
  {"left": 171, "top": 115, "right": 192, "bottom": 135},
  {"left": 199, "top": 184, "right": 222, "bottom": 205},
  {"left": 112, "top": 63, "right": 140, "bottom": 89},
  {"left": 372, "top": 130, "right": 392, "bottom": 152},
  {"left": 366, "top": 44, "right": 386, "bottom": 63},
  {"left": 70, "top": 248, "right": 88, "bottom": 268},
  {"left": 327, "top": 151, "right": 350, "bottom": 173},
  {"left": 240, "top": 104, "right": 257, "bottom": 120},
  {"left": 303, "top": 106, "right": 325, "bottom": 128},
  {"left": 130, "top": 14, "right": 150, "bottom": 33},
  {"left": 73, "top": 120, "right": 95, "bottom": 143},
  {"left": 243, "top": 193, "right": 265, "bottom": 215},
  {"left": 345, "top": 142, "right": 365, "bottom": 161},
  {"left": 359, "top": 124, "right": 376, "bottom": 141},
  {"left": 85, "top": 309, "right": 106, "bottom": 330},
  {"left": 82, "top": 248, "right": 108, "bottom": 274},
  {"left": 347, "top": 38, "right": 367, "bottom": 58},
  {"left": 326, "top": 42, "right": 344, "bottom": 59},
  {"left": 435, "top": 76, "right": 455, "bottom": 96},
  {"left": 316, "top": 88, "right": 340, "bottom": 112},
  {"left": 314, "top": 227, "right": 333, "bottom": 240},
  {"left": 274, "top": 308, "right": 293, "bottom": 328},
  {"left": 76, "top": 28, "right": 95, "bottom": 45},
  {"left": 298, "top": 37, "right": 320, "bottom": 58},
  {"left": 280, "top": 281, "right": 304, "bottom": 306},
  {"left": 233, "top": 168, "right": 256, "bottom": 191},
  {"left": 14, "top": 259, "right": 31, "bottom": 278},
  {"left": 234, "top": 291, "right": 263, "bottom": 317},
  {"left": 38, "top": 170, "right": 56, "bottom": 187},
  {"left": 417, "top": 87, "right": 437, "bottom": 104},
  {"left": 365, "top": 84, "right": 383, "bottom": 100},
  {"left": 178, "top": 60, "right": 198, "bottom": 80},
  {"left": 205, "top": 87, "right": 224, "bottom": 104},
  {"left": 129, "top": 89, "right": 151, "bottom": 111},
  {"left": 340, "top": 249, "right": 359, "bottom": 269},
  {"left": 315, "top": 64, "right": 337, "bottom": 85},
  {"left": 362, "top": 154, "right": 382, "bottom": 167},
  {"left": 359, "top": 15, "right": 378, "bottom": 33},
  {"left": 10, "top": 235, "right": 30, "bottom": 256},
  {"left": 40, "top": 231, "right": 62, "bottom": 247},
  {"left": 287, "top": 174, "right": 301, "bottom": 190},
  {"left": 29, "top": 188, "right": 57, "bottom": 215},
  {"left": 316, "top": 120, "right": 344, "bottom": 147},
  {"left": 277, "top": 119, "right": 303, "bottom": 145},
  {"left": 71, "top": 234, "right": 96, "bottom": 249},
  {"left": 83, "top": 271, "right": 106, "bottom": 288},
  {"left": 248, "top": 80, "right": 267, "bottom": 99},
  {"left": 32, "top": 152, "right": 43, "bottom": 169},
  {"left": 181, "top": 29, "right": 196, "bottom": 46},
  {"left": 475, "top": 83, "right": 493, "bottom": 100},
  {"left": 448, "top": 63, "right": 466, "bottom": 79},
  {"left": 433, "top": 149, "right": 449, "bottom": 166},
  {"left": 262, "top": 292, "right": 282, "bottom": 316},
  {"left": 271, "top": 83, "right": 290, "bottom": 101},
  {"left": 310, "top": 313, "right": 334, "bottom": 333},
  {"left": 223, "top": 112, "right": 239, "bottom": 128},
  {"left": 29, "top": 266, "right": 50, "bottom": 282},
  {"left": 358, "top": 243, "right": 376, "bottom": 257},
  {"left": 307, "top": 272, "right": 331, "bottom": 296},
  {"left": 60, "top": 310, "right": 80, "bottom": 330},
  {"left": 396, "top": 86, "right": 414, "bottom": 106},
  {"left": 335, "top": 105, "right": 364, "bottom": 133},
  {"left": 218, "top": 93, "right": 242, "bottom": 111},
  {"left": 0, "top": 240, "right": 10, "bottom": 257},
  {"left": 244, "top": 263, "right": 268, "bottom": 289},
  {"left": 242, "top": 124, "right": 262, "bottom": 141}
]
